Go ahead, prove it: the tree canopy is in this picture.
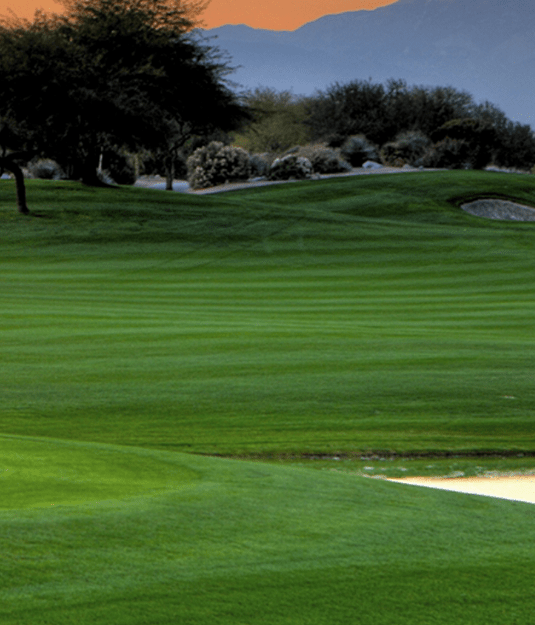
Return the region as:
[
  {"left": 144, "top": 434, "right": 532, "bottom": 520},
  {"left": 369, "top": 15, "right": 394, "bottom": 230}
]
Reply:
[{"left": 0, "top": 0, "right": 248, "bottom": 208}]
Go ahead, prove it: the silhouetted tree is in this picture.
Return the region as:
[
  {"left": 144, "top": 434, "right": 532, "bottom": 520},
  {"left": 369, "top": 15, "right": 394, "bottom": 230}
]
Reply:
[
  {"left": 0, "top": 123, "right": 31, "bottom": 214},
  {"left": 305, "top": 79, "right": 388, "bottom": 146},
  {"left": 0, "top": 0, "right": 248, "bottom": 206}
]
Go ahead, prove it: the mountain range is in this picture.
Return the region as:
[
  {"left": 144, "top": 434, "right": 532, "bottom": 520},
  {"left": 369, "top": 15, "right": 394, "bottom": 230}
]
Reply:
[{"left": 204, "top": 0, "right": 534, "bottom": 127}]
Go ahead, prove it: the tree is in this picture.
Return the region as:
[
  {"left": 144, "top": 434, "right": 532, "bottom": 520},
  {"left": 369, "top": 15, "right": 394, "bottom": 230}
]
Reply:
[
  {"left": 233, "top": 88, "right": 311, "bottom": 154},
  {"left": 407, "top": 85, "right": 475, "bottom": 138},
  {"left": 0, "top": 122, "right": 31, "bottom": 214},
  {"left": 431, "top": 118, "right": 498, "bottom": 169},
  {"left": 0, "top": 0, "right": 248, "bottom": 208},
  {"left": 305, "top": 79, "right": 388, "bottom": 146}
]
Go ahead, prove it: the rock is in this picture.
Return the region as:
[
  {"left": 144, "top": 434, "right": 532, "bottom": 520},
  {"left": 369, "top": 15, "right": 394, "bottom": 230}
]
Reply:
[{"left": 362, "top": 160, "right": 383, "bottom": 169}]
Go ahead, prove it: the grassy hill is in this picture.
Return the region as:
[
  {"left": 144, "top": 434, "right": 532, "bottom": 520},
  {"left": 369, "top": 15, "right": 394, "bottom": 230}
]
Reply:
[{"left": 1, "top": 170, "right": 535, "bottom": 623}]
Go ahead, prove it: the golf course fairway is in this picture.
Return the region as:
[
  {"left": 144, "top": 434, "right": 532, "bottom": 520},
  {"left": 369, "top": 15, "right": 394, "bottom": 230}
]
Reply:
[{"left": 1, "top": 170, "right": 535, "bottom": 623}]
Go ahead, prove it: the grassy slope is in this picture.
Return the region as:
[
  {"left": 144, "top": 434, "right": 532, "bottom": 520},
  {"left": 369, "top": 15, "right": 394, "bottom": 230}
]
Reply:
[
  {"left": 1, "top": 435, "right": 534, "bottom": 625},
  {"left": 2, "top": 170, "right": 535, "bottom": 624},
  {"left": 2, "top": 171, "right": 535, "bottom": 457}
]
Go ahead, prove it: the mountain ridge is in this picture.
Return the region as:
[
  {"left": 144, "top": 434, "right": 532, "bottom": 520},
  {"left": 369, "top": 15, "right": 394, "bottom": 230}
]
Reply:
[{"left": 203, "top": 0, "right": 534, "bottom": 127}]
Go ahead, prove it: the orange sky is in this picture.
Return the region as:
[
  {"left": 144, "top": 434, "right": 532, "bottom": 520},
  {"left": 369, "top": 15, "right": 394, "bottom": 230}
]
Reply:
[{"left": 1, "top": 0, "right": 397, "bottom": 30}]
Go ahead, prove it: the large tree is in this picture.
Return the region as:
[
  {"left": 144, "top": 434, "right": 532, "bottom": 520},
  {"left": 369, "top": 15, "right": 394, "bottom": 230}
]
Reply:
[
  {"left": 233, "top": 88, "right": 311, "bottom": 154},
  {"left": 0, "top": 0, "right": 247, "bottom": 206}
]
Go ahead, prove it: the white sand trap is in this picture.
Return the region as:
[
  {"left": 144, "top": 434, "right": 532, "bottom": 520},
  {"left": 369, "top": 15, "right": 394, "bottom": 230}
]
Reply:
[{"left": 388, "top": 475, "right": 535, "bottom": 504}]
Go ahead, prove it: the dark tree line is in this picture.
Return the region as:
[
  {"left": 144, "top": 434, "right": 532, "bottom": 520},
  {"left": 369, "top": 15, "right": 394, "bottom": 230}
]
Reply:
[
  {"left": 0, "top": 0, "right": 248, "bottom": 212},
  {"left": 304, "top": 78, "right": 535, "bottom": 170}
]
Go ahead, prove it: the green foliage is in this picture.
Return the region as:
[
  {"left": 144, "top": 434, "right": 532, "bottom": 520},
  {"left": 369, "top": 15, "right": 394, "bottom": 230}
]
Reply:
[
  {"left": 431, "top": 118, "right": 497, "bottom": 169},
  {"left": 380, "top": 130, "right": 431, "bottom": 166},
  {"left": 306, "top": 79, "right": 388, "bottom": 145},
  {"left": 421, "top": 137, "right": 472, "bottom": 169},
  {"left": 186, "top": 141, "right": 251, "bottom": 189},
  {"left": 0, "top": 0, "right": 245, "bottom": 187},
  {"left": 340, "top": 134, "right": 379, "bottom": 167},
  {"left": 268, "top": 153, "right": 312, "bottom": 180},
  {"left": 304, "top": 77, "right": 535, "bottom": 169},
  {"left": 234, "top": 87, "right": 311, "bottom": 153},
  {"left": 493, "top": 120, "right": 535, "bottom": 170}
]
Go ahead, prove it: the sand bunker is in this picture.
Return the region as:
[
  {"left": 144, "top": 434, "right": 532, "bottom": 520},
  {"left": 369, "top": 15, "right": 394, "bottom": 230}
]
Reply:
[
  {"left": 461, "top": 199, "right": 535, "bottom": 221},
  {"left": 388, "top": 475, "right": 535, "bottom": 505}
]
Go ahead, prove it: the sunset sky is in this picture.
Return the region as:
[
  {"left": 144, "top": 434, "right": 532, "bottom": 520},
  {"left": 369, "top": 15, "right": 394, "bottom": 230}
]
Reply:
[{"left": 1, "top": 0, "right": 398, "bottom": 30}]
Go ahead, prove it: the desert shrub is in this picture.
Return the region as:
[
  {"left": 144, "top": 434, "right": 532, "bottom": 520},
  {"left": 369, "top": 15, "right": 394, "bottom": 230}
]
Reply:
[
  {"left": 420, "top": 137, "right": 472, "bottom": 169},
  {"left": 249, "top": 153, "right": 272, "bottom": 177},
  {"left": 187, "top": 141, "right": 251, "bottom": 189},
  {"left": 380, "top": 131, "right": 431, "bottom": 166},
  {"left": 297, "top": 144, "right": 352, "bottom": 174},
  {"left": 27, "top": 158, "right": 65, "bottom": 180},
  {"left": 340, "top": 135, "right": 379, "bottom": 167},
  {"left": 430, "top": 118, "right": 496, "bottom": 169},
  {"left": 268, "top": 153, "right": 312, "bottom": 180},
  {"left": 380, "top": 142, "right": 405, "bottom": 167}
]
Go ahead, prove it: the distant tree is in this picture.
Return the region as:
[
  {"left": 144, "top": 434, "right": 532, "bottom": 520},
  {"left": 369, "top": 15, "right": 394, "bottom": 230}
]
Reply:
[
  {"left": 431, "top": 118, "right": 498, "bottom": 169},
  {"left": 305, "top": 79, "right": 388, "bottom": 146},
  {"left": 494, "top": 121, "right": 535, "bottom": 170},
  {"left": 0, "top": 0, "right": 248, "bottom": 207},
  {"left": 233, "top": 88, "right": 311, "bottom": 154},
  {"left": 407, "top": 85, "right": 475, "bottom": 137},
  {"left": 304, "top": 80, "right": 477, "bottom": 148},
  {"left": 382, "top": 79, "right": 418, "bottom": 139}
]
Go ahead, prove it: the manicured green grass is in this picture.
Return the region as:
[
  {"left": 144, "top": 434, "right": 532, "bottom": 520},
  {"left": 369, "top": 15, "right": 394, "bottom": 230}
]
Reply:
[
  {"left": 2, "top": 171, "right": 535, "bottom": 457},
  {"left": 1, "top": 435, "right": 534, "bottom": 625},
  {"left": 2, "top": 170, "right": 535, "bottom": 624}
]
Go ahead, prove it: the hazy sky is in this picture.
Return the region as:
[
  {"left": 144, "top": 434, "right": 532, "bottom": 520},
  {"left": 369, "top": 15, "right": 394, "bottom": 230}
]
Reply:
[{"left": 1, "top": 0, "right": 397, "bottom": 30}]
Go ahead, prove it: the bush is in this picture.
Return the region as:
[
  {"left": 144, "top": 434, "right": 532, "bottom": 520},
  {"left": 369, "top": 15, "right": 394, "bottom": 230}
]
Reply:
[
  {"left": 296, "top": 144, "right": 352, "bottom": 174},
  {"left": 380, "top": 131, "right": 431, "bottom": 166},
  {"left": 187, "top": 141, "right": 251, "bottom": 189},
  {"left": 268, "top": 153, "right": 312, "bottom": 180},
  {"left": 420, "top": 137, "right": 472, "bottom": 169},
  {"left": 249, "top": 153, "right": 272, "bottom": 177},
  {"left": 340, "top": 135, "right": 379, "bottom": 167},
  {"left": 430, "top": 118, "right": 496, "bottom": 169},
  {"left": 27, "top": 158, "right": 65, "bottom": 180}
]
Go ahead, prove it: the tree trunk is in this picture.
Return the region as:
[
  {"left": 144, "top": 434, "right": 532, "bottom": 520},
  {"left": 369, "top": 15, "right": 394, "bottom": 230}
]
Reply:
[
  {"left": 0, "top": 157, "right": 30, "bottom": 215},
  {"left": 165, "top": 157, "right": 174, "bottom": 191}
]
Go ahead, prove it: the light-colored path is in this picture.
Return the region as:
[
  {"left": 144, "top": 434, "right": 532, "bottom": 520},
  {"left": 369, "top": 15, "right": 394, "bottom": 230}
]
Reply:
[
  {"left": 388, "top": 475, "right": 535, "bottom": 504},
  {"left": 134, "top": 165, "right": 433, "bottom": 195}
]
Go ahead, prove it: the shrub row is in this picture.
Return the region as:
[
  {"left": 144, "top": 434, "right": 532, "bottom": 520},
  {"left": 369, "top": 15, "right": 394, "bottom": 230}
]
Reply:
[
  {"left": 186, "top": 128, "right": 501, "bottom": 190},
  {"left": 186, "top": 142, "right": 354, "bottom": 189}
]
